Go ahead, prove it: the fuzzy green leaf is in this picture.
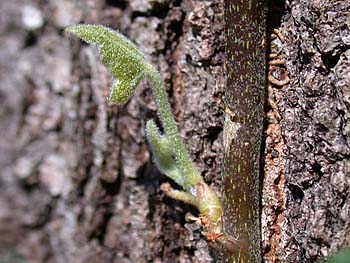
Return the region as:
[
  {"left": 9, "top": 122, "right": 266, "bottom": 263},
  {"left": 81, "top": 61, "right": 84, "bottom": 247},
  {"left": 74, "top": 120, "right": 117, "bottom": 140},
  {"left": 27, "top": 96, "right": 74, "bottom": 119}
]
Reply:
[
  {"left": 65, "top": 24, "right": 146, "bottom": 104},
  {"left": 146, "top": 120, "right": 184, "bottom": 186},
  {"left": 65, "top": 23, "right": 226, "bottom": 254}
]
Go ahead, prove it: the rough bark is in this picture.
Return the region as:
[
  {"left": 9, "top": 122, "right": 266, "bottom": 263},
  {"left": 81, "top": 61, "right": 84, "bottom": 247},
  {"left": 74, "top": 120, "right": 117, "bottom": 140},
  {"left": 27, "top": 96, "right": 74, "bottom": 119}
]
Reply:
[
  {"left": 262, "top": 1, "right": 350, "bottom": 262},
  {"left": 0, "top": 1, "right": 225, "bottom": 262},
  {"left": 1, "top": 0, "right": 349, "bottom": 263}
]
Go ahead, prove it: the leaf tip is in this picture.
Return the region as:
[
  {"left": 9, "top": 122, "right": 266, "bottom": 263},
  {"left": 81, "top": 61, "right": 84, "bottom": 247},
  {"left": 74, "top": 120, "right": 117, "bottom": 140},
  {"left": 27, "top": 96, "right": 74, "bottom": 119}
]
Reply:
[
  {"left": 64, "top": 25, "right": 76, "bottom": 34},
  {"left": 64, "top": 24, "right": 86, "bottom": 37},
  {"left": 65, "top": 23, "right": 147, "bottom": 106},
  {"left": 64, "top": 24, "right": 102, "bottom": 44}
]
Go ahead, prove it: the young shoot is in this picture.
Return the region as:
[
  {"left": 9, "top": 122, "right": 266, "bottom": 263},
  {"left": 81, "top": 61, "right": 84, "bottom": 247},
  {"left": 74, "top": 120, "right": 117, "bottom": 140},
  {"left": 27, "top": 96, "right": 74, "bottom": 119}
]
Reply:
[{"left": 65, "top": 24, "right": 238, "bottom": 252}]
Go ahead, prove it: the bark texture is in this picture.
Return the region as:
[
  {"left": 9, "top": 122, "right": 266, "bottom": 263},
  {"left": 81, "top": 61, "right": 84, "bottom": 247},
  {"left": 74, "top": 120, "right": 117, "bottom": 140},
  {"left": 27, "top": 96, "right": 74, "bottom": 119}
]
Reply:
[
  {"left": 262, "top": 1, "right": 350, "bottom": 262},
  {"left": 0, "top": 0, "right": 225, "bottom": 262},
  {"left": 2, "top": 0, "right": 349, "bottom": 263}
]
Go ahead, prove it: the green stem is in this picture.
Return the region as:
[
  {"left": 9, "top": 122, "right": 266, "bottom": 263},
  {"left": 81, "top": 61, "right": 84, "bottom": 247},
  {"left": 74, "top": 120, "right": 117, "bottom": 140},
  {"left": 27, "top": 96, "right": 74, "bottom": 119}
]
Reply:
[
  {"left": 144, "top": 64, "right": 203, "bottom": 191},
  {"left": 65, "top": 23, "right": 232, "bottom": 253}
]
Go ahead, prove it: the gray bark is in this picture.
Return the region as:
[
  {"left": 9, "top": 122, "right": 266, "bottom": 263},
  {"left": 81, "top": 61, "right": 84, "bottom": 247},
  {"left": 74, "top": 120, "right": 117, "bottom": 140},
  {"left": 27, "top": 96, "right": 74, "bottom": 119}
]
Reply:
[
  {"left": 262, "top": 1, "right": 350, "bottom": 262},
  {"left": 0, "top": 0, "right": 225, "bottom": 262},
  {"left": 1, "top": 0, "right": 349, "bottom": 263}
]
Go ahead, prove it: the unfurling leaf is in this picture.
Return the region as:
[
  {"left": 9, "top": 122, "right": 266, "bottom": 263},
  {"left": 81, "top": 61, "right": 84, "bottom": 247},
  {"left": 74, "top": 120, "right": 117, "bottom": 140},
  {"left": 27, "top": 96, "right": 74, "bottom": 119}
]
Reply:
[
  {"left": 146, "top": 120, "right": 184, "bottom": 186},
  {"left": 65, "top": 24, "right": 146, "bottom": 104},
  {"left": 66, "top": 23, "right": 228, "bottom": 253}
]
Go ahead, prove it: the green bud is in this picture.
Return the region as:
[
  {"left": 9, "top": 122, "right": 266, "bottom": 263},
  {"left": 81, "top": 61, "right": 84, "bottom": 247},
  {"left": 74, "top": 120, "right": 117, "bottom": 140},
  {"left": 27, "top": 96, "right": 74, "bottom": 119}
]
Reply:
[
  {"left": 65, "top": 24, "right": 146, "bottom": 104},
  {"left": 146, "top": 120, "right": 184, "bottom": 186}
]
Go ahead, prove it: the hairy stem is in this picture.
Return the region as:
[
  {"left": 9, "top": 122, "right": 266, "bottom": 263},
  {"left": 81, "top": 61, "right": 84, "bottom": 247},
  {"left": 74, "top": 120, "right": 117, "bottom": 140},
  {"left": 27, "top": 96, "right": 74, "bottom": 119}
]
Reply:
[
  {"left": 65, "top": 23, "right": 229, "bottom": 254},
  {"left": 144, "top": 64, "right": 203, "bottom": 191}
]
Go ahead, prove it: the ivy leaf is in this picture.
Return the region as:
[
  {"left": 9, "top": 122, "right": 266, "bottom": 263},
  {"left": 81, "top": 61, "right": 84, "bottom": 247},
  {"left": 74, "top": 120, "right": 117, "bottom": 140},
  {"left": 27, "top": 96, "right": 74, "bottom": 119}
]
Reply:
[{"left": 65, "top": 24, "right": 146, "bottom": 104}]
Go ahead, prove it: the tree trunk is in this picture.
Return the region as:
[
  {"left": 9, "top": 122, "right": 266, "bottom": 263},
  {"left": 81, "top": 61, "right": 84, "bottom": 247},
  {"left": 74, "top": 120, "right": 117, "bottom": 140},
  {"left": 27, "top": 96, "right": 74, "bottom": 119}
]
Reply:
[
  {"left": 1, "top": 0, "right": 349, "bottom": 263},
  {"left": 0, "top": 0, "right": 225, "bottom": 262},
  {"left": 262, "top": 1, "right": 350, "bottom": 262}
]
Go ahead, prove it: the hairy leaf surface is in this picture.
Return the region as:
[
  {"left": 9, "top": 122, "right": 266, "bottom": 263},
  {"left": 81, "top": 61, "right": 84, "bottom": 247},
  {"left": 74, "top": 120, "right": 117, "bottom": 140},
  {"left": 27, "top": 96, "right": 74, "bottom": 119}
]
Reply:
[{"left": 65, "top": 24, "right": 146, "bottom": 104}]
